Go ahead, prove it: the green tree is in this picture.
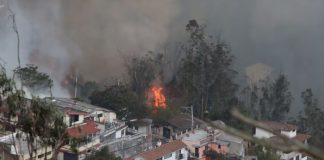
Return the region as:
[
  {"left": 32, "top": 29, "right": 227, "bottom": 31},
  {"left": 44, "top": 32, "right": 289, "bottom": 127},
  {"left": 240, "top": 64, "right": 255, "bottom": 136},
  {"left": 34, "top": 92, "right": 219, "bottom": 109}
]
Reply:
[
  {"left": 125, "top": 54, "right": 156, "bottom": 96},
  {"left": 300, "top": 89, "right": 319, "bottom": 133},
  {"left": 177, "top": 19, "right": 238, "bottom": 120},
  {"left": 15, "top": 97, "right": 68, "bottom": 160},
  {"left": 240, "top": 85, "right": 261, "bottom": 120},
  {"left": 300, "top": 89, "right": 324, "bottom": 148},
  {"left": 14, "top": 64, "right": 53, "bottom": 94},
  {"left": 1, "top": 63, "right": 67, "bottom": 160},
  {"left": 89, "top": 84, "right": 148, "bottom": 120},
  {"left": 255, "top": 146, "right": 280, "bottom": 160},
  {"left": 85, "top": 146, "right": 121, "bottom": 160},
  {"left": 78, "top": 80, "right": 99, "bottom": 102},
  {"left": 259, "top": 74, "right": 293, "bottom": 121},
  {"left": 149, "top": 107, "right": 174, "bottom": 125}
]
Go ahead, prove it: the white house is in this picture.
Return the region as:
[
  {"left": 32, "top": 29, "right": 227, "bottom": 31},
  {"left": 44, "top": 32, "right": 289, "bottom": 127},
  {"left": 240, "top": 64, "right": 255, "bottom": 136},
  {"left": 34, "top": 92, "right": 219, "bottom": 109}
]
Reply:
[
  {"left": 254, "top": 121, "right": 310, "bottom": 160},
  {"left": 49, "top": 98, "right": 117, "bottom": 124},
  {"left": 129, "top": 140, "right": 188, "bottom": 160}
]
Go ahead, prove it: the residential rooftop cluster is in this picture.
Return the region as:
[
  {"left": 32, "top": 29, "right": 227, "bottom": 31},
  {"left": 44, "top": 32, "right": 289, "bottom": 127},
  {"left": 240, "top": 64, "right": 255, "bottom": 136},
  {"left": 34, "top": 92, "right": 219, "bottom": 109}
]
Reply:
[{"left": 0, "top": 97, "right": 313, "bottom": 160}]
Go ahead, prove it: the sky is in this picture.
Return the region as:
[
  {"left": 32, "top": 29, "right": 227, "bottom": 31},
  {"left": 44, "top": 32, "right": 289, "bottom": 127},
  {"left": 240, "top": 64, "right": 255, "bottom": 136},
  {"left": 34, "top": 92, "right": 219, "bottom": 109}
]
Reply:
[{"left": 1, "top": 0, "right": 324, "bottom": 113}]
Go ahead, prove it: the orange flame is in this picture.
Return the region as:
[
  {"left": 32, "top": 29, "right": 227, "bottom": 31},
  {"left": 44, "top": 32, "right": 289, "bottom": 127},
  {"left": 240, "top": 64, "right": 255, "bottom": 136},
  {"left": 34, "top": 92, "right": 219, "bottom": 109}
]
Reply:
[{"left": 151, "top": 86, "right": 167, "bottom": 109}]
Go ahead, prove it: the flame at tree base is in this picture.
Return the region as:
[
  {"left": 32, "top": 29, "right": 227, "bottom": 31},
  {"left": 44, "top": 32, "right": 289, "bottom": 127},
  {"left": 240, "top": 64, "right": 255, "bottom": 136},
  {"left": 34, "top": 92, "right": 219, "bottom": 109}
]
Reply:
[{"left": 148, "top": 86, "right": 167, "bottom": 112}]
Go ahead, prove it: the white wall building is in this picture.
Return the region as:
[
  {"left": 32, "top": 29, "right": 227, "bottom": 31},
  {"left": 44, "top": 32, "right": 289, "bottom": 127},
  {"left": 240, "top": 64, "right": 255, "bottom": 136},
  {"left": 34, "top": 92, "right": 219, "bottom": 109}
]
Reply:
[
  {"left": 129, "top": 140, "right": 188, "bottom": 160},
  {"left": 254, "top": 121, "right": 310, "bottom": 160},
  {"left": 50, "top": 98, "right": 117, "bottom": 125}
]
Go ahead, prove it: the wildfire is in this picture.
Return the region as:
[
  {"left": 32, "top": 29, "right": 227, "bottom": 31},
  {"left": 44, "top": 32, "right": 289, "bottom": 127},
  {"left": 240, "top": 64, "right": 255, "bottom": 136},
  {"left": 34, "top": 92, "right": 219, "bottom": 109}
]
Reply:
[{"left": 150, "top": 86, "right": 167, "bottom": 110}]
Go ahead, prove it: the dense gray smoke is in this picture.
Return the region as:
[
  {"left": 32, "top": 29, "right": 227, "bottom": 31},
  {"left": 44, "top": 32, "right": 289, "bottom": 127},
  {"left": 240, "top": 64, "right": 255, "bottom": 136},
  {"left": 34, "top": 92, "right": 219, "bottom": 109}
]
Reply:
[{"left": 1, "top": 0, "right": 324, "bottom": 112}]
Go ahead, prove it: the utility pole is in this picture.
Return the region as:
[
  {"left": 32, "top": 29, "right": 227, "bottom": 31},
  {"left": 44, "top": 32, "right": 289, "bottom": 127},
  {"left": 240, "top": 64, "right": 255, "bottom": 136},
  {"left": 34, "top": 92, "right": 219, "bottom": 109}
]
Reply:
[
  {"left": 191, "top": 105, "right": 194, "bottom": 130},
  {"left": 74, "top": 70, "right": 78, "bottom": 98}
]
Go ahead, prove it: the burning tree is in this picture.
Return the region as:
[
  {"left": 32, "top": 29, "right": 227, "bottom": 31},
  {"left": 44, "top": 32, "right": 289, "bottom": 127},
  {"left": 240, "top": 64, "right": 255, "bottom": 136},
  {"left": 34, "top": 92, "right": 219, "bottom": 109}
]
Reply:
[{"left": 148, "top": 86, "right": 167, "bottom": 112}]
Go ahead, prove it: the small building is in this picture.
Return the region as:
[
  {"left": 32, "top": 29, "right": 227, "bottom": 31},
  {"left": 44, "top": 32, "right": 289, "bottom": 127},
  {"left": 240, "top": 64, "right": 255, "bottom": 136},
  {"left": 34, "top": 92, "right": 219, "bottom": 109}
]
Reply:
[
  {"left": 179, "top": 129, "right": 244, "bottom": 160},
  {"left": 49, "top": 98, "right": 117, "bottom": 124},
  {"left": 101, "top": 131, "right": 148, "bottom": 158},
  {"left": 216, "top": 132, "right": 245, "bottom": 159},
  {"left": 152, "top": 113, "right": 207, "bottom": 140},
  {"left": 128, "top": 140, "right": 189, "bottom": 160},
  {"left": 100, "top": 120, "right": 127, "bottom": 142},
  {"left": 254, "top": 121, "right": 311, "bottom": 160}
]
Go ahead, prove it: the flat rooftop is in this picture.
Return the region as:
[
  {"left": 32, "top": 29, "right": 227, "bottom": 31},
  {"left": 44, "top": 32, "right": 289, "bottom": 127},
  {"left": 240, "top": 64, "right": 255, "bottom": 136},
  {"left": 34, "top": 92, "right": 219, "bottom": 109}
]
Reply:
[{"left": 46, "top": 97, "right": 113, "bottom": 114}]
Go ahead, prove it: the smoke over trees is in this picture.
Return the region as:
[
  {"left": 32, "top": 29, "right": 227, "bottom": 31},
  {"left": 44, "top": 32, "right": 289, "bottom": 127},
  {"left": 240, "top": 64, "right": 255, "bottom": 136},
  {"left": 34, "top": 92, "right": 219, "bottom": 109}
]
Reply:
[
  {"left": 259, "top": 74, "right": 293, "bottom": 121},
  {"left": 176, "top": 20, "right": 238, "bottom": 119},
  {"left": 2, "top": 0, "right": 324, "bottom": 109}
]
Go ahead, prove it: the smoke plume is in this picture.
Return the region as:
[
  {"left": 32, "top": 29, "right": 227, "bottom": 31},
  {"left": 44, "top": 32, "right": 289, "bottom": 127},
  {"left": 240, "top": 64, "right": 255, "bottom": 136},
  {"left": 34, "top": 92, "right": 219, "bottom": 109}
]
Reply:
[{"left": 1, "top": 0, "right": 324, "bottom": 113}]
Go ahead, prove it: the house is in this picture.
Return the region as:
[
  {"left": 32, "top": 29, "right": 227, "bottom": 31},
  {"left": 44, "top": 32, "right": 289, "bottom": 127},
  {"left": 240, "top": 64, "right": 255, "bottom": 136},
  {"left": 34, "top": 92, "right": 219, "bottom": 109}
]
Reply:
[
  {"left": 181, "top": 129, "right": 211, "bottom": 159},
  {"left": 179, "top": 129, "right": 244, "bottom": 160},
  {"left": 100, "top": 130, "right": 148, "bottom": 158},
  {"left": 0, "top": 132, "right": 53, "bottom": 160},
  {"left": 128, "top": 140, "right": 189, "bottom": 160},
  {"left": 254, "top": 121, "right": 311, "bottom": 160},
  {"left": 129, "top": 119, "right": 152, "bottom": 136},
  {"left": 99, "top": 119, "right": 152, "bottom": 158},
  {"left": 215, "top": 132, "right": 245, "bottom": 159},
  {"left": 152, "top": 113, "right": 207, "bottom": 140},
  {"left": 58, "top": 120, "right": 101, "bottom": 160},
  {"left": 49, "top": 98, "right": 117, "bottom": 124}
]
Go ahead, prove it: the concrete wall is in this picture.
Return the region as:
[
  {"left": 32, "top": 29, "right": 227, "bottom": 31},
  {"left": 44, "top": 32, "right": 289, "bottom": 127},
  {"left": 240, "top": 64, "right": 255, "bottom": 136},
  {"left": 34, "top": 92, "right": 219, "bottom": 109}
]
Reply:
[
  {"left": 78, "top": 138, "right": 100, "bottom": 153},
  {"left": 182, "top": 140, "right": 206, "bottom": 159},
  {"left": 254, "top": 128, "right": 274, "bottom": 139},
  {"left": 105, "top": 112, "right": 117, "bottom": 122},
  {"left": 163, "top": 148, "right": 188, "bottom": 160},
  {"left": 134, "top": 148, "right": 188, "bottom": 160},
  {"left": 208, "top": 143, "right": 228, "bottom": 155},
  {"left": 279, "top": 151, "right": 301, "bottom": 160},
  {"left": 281, "top": 130, "right": 297, "bottom": 138}
]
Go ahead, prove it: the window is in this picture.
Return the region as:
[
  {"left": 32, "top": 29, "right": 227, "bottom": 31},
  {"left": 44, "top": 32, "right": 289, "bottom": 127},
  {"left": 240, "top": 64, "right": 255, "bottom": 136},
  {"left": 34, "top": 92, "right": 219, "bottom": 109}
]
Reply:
[
  {"left": 70, "top": 115, "right": 79, "bottom": 123},
  {"left": 38, "top": 154, "right": 44, "bottom": 158},
  {"left": 46, "top": 151, "right": 52, "bottom": 156},
  {"left": 156, "top": 157, "right": 163, "bottom": 160},
  {"left": 98, "top": 113, "right": 103, "bottom": 118},
  {"left": 179, "top": 153, "right": 184, "bottom": 159},
  {"left": 296, "top": 155, "right": 300, "bottom": 160},
  {"left": 164, "top": 153, "right": 172, "bottom": 159},
  {"left": 195, "top": 147, "right": 199, "bottom": 158},
  {"left": 218, "top": 145, "right": 221, "bottom": 149}
]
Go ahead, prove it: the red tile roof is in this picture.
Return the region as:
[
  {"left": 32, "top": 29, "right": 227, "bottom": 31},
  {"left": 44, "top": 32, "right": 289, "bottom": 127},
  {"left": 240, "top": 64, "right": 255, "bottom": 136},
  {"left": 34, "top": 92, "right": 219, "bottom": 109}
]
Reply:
[
  {"left": 294, "top": 133, "right": 311, "bottom": 143},
  {"left": 67, "top": 121, "right": 100, "bottom": 138},
  {"left": 129, "top": 140, "right": 186, "bottom": 160},
  {"left": 258, "top": 121, "right": 297, "bottom": 131}
]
